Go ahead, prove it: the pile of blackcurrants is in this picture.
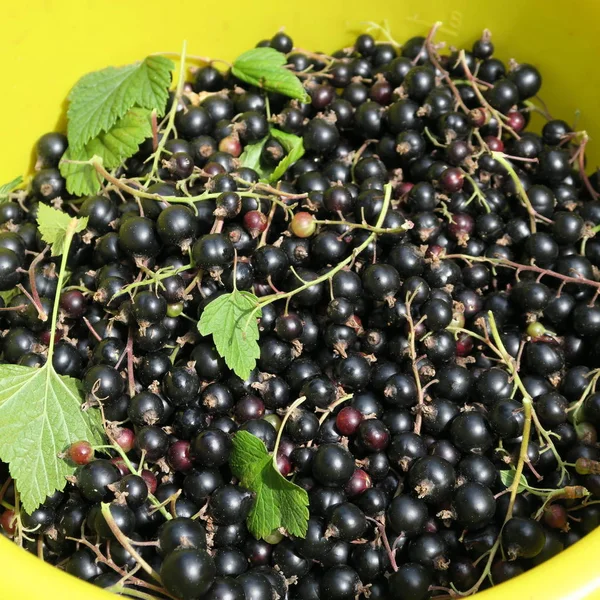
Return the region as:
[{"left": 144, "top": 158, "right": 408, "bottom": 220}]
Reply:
[{"left": 2, "top": 23, "right": 600, "bottom": 600}]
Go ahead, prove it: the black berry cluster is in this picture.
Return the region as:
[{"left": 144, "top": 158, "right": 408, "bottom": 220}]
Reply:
[{"left": 2, "top": 24, "right": 600, "bottom": 600}]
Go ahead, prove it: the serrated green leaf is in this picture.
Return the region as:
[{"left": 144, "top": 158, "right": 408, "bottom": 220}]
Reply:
[
  {"left": 0, "top": 363, "right": 104, "bottom": 513},
  {"left": 0, "top": 176, "right": 23, "bottom": 201},
  {"left": 500, "top": 469, "right": 528, "bottom": 493},
  {"left": 232, "top": 48, "right": 310, "bottom": 103},
  {"left": 269, "top": 129, "right": 305, "bottom": 182},
  {"left": 198, "top": 291, "right": 261, "bottom": 380},
  {"left": 67, "top": 55, "right": 173, "bottom": 150},
  {"left": 60, "top": 107, "right": 153, "bottom": 197},
  {"left": 238, "top": 137, "right": 270, "bottom": 179},
  {"left": 36, "top": 203, "right": 89, "bottom": 256},
  {"left": 230, "top": 430, "right": 309, "bottom": 539}
]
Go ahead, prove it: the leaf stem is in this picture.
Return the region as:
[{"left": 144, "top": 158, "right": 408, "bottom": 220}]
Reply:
[{"left": 47, "top": 219, "right": 79, "bottom": 363}]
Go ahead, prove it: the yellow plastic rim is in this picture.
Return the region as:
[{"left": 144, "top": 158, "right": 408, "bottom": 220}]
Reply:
[{"left": 2, "top": 1, "right": 600, "bottom": 599}]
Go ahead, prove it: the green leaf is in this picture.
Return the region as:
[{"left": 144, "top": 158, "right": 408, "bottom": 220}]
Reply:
[
  {"left": 0, "top": 289, "right": 19, "bottom": 305},
  {"left": 238, "top": 137, "right": 270, "bottom": 179},
  {"left": 230, "top": 430, "right": 309, "bottom": 539},
  {"left": 67, "top": 55, "right": 173, "bottom": 150},
  {"left": 238, "top": 129, "right": 304, "bottom": 184},
  {"left": 269, "top": 129, "right": 305, "bottom": 182},
  {"left": 500, "top": 469, "right": 528, "bottom": 493},
  {"left": 232, "top": 48, "right": 310, "bottom": 103},
  {"left": 198, "top": 290, "right": 261, "bottom": 380},
  {"left": 0, "top": 176, "right": 23, "bottom": 201},
  {"left": 0, "top": 363, "right": 104, "bottom": 513},
  {"left": 36, "top": 203, "right": 89, "bottom": 256},
  {"left": 60, "top": 107, "right": 153, "bottom": 196}
]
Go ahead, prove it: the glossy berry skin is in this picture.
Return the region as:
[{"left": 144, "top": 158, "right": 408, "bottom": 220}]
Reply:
[
  {"left": 450, "top": 412, "right": 494, "bottom": 454},
  {"left": 407, "top": 456, "right": 456, "bottom": 504},
  {"left": 320, "top": 566, "right": 361, "bottom": 600},
  {"left": 65, "top": 549, "right": 103, "bottom": 582},
  {"left": 191, "top": 429, "right": 232, "bottom": 467},
  {"left": 335, "top": 406, "right": 363, "bottom": 436},
  {"left": 135, "top": 426, "right": 169, "bottom": 462},
  {"left": 68, "top": 441, "right": 94, "bottom": 465},
  {"left": 95, "top": 502, "right": 136, "bottom": 539},
  {"left": 453, "top": 482, "right": 496, "bottom": 529},
  {"left": 508, "top": 63, "right": 542, "bottom": 99},
  {"left": 158, "top": 517, "right": 207, "bottom": 556},
  {"left": 388, "top": 563, "right": 432, "bottom": 600},
  {"left": 118, "top": 216, "right": 160, "bottom": 258},
  {"left": 0, "top": 249, "right": 21, "bottom": 291},
  {"left": 362, "top": 264, "right": 401, "bottom": 302},
  {"left": 303, "top": 118, "right": 340, "bottom": 155},
  {"left": 327, "top": 502, "right": 367, "bottom": 541},
  {"left": 36, "top": 132, "right": 68, "bottom": 168},
  {"left": 387, "top": 494, "right": 428, "bottom": 537},
  {"left": 163, "top": 365, "right": 200, "bottom": 407},
  {"left": 193, "top": 233, "right": 235, "bottom": 269},
  {"left": 209, "top": 484, "right": 254, "bottom": 524},
  {"left": 77, "top": 459, "right": 120, "bottom": 502},
  {"left": 502, "top": 517, "right": 546, "bottom": 559},
  {"left": 358, "top": 419, "right": 390, "bottom": 451},
  {"left": 312, "top": 443, "right": 355, "bottom": 487},
  {"left": 291, "top": 212, "right": 317, "bottom": 238},
  {"left": 160, "top": 548, "right": 216, "bottom": 600}
]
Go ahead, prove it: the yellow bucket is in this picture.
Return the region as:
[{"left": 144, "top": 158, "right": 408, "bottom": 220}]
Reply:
[{"left": 2, "top": 0, "right": 600, "bottom": 598}]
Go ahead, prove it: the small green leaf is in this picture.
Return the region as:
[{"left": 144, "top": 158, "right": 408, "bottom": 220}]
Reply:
[
  {"left": 269, "top": 129, "right": 305, "bottom": 182},
  {"left": 61, "top": 107, "right": 153, "bottom": 196},
  {"left": 232, "top": 48, "right": 310, "bottom": 103},
  {"left": 0, "top": 176, "right": 23, "bottom": 202},
  {"left": 67, "top": 55, "right": 174, "bottom": 150},
  {"left": 0, "top": 363, "right": 104, "bottom": 513},
  {"left": 230, "top": 430, "right": 309, "bottom": 539},
  {"left": 198, "top": 291, "right": 261, "bottom": 380},
  {"left": 500, "top": 469, "right": 528, "bottom": 493},
  {"left": 36, "top": 203, "right": 89, "bottom": 256},
  {"left": 0, "top": 289, "right": 19, "bottom": 305},
  {"left": 238, "top": 137, "right": 270, "bottom": 179}
]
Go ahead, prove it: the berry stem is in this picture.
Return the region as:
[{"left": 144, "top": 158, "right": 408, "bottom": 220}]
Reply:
[
  {"left": 256, "top": 183, "right": 393, "bottom": 311},
  {"left": 461, "top": 172, "right": 491, "bottom": 213},
  {"left": 485, "top": 312, "right": 533, "bottom": 518},
  {"left": 423, "top": 26, "right": 469, "bottom": 114},
  {"left": 574, "top": 132, "right": 600, "bottom": 201},
  {"left": 458, "top": 50, "right": 521, "bottom": 140},
  {"left": 273, "top": 395, "right": 307, "bottom": 459},
  {"left": 366, "top": 516, "right": 398, "bottom": 572},
  {"left": 125, "top": 329, "right": 136, "bottom": 398},
  {"left": 441, "top": 253, "right": 600, "bottom": 291},
  {"left": 314, "top": 217, "right": 413, "bottom": 236},
  {"left": 100, "top": 502, "right": 161, "bottom": 581},
  {"left": 490, "top": 152, "right": 537, "bottom": 232},
  {"left": 405, "top": 289, "right": 425, "bottom": 435},
  {"left": 316, "top": 394, "right": 354, "bottom": 426},
  {"left": 105, "top": 586, "right": 160, "bottom": 600}
]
